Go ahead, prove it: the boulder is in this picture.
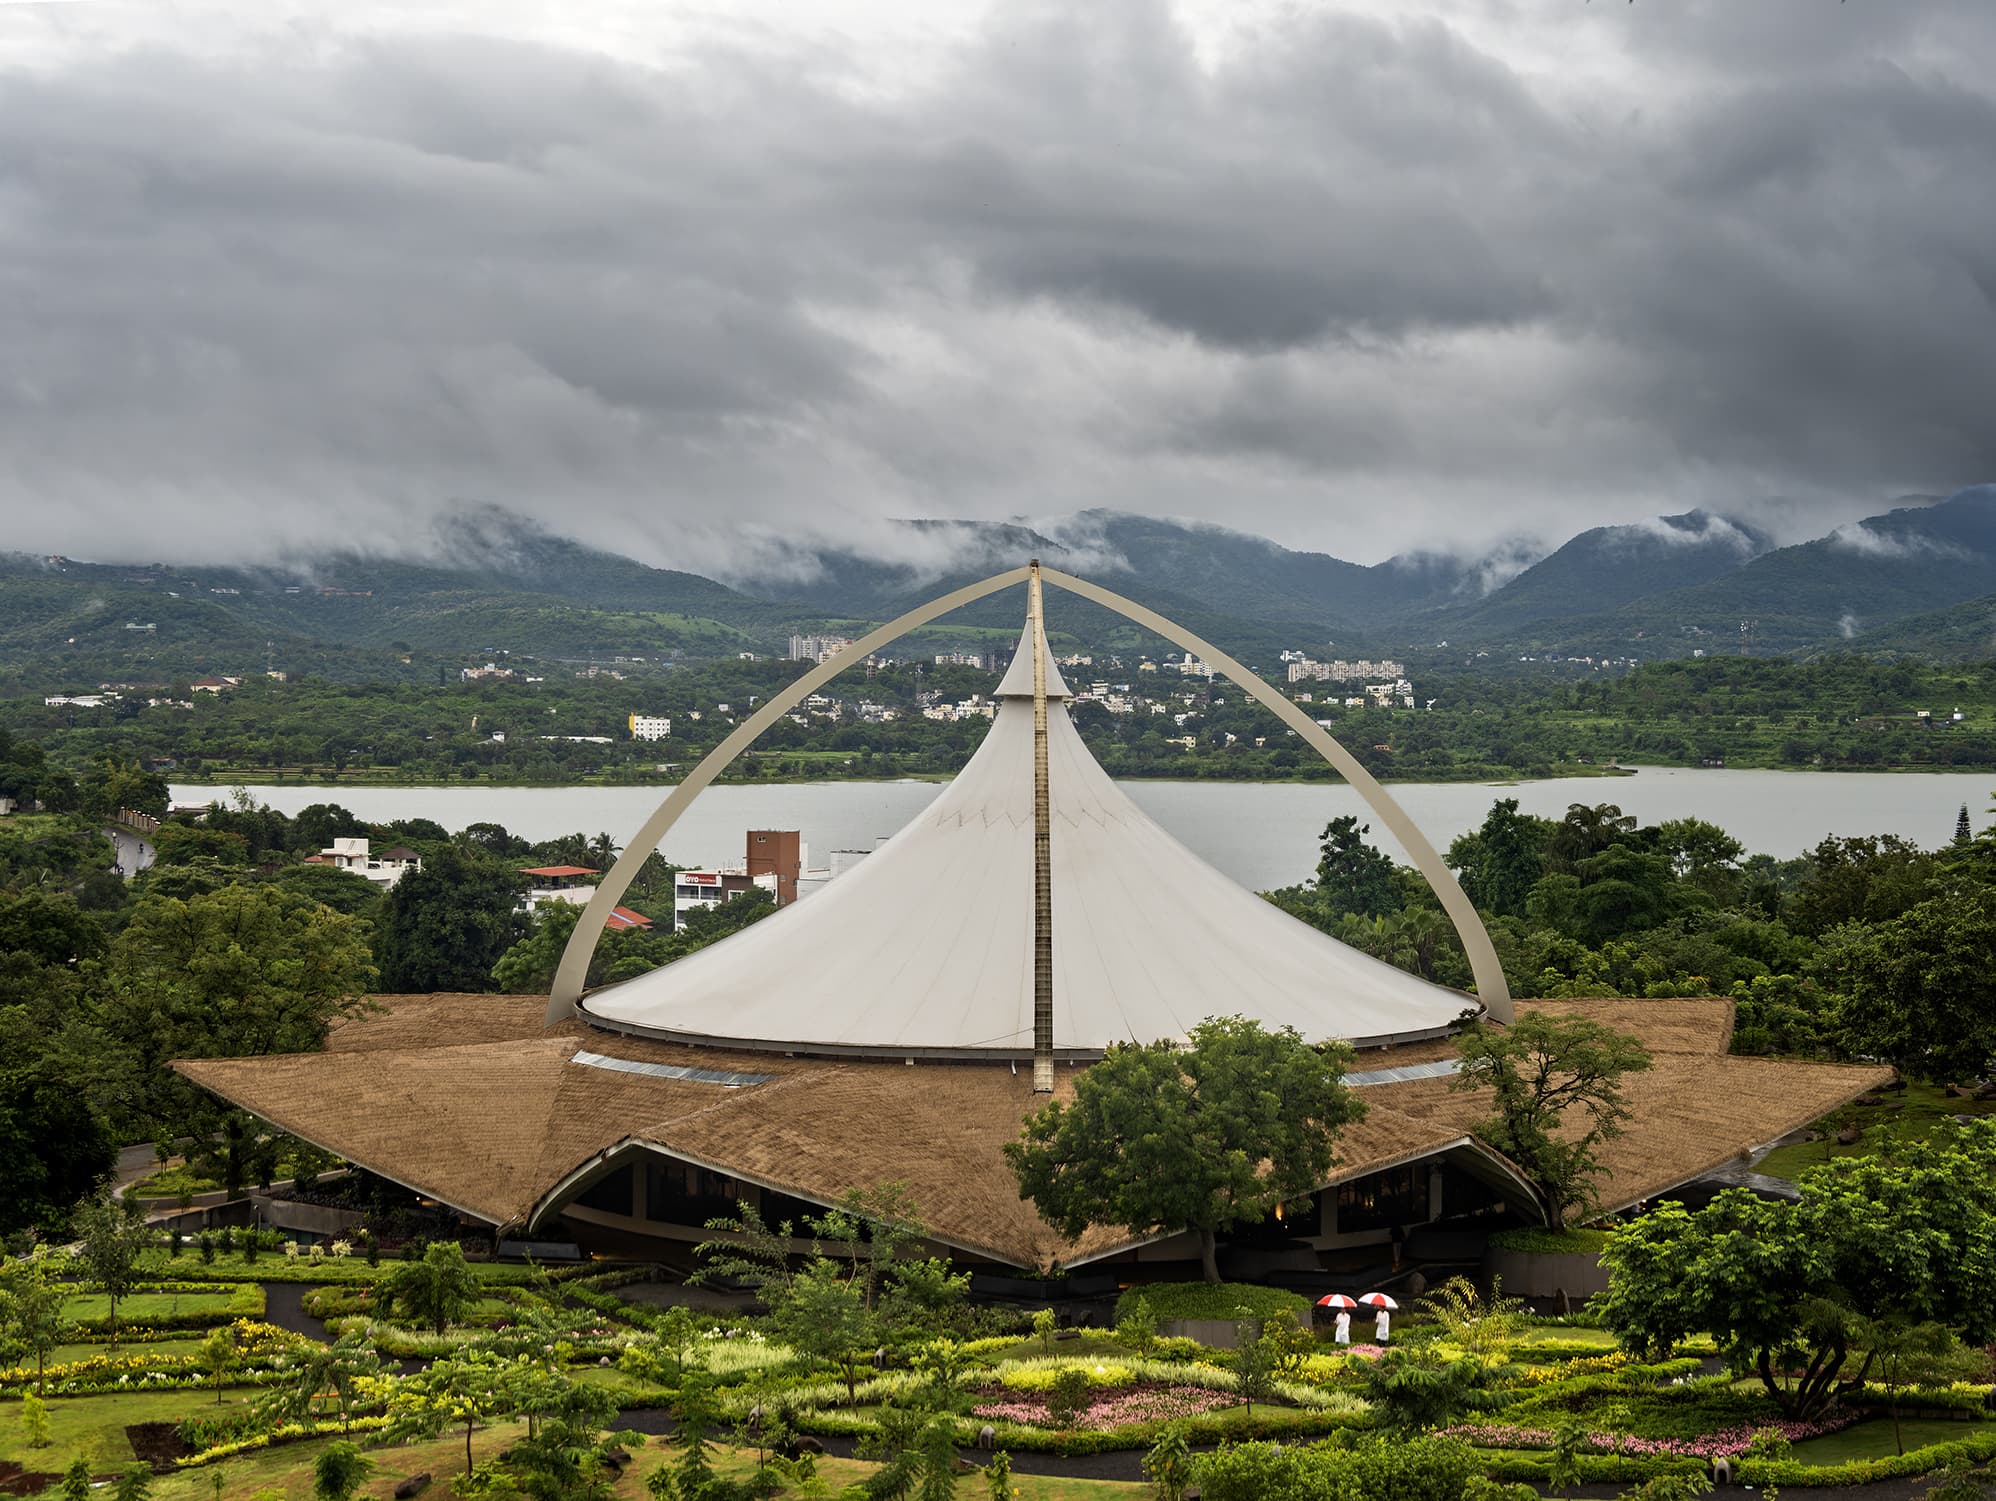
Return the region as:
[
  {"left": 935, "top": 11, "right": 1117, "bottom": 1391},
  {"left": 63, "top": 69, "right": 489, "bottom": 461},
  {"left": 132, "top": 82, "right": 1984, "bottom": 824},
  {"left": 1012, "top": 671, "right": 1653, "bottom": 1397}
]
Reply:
[
  {"left": 781, "top": 1436, "right": 826, "bottom": 1460},
  {"left": 394, "top": 1476, "right": 432, "bottom": 1500},
  {"left": 1836, "top": 1126, "right": 1862, "bottom": 1145}
]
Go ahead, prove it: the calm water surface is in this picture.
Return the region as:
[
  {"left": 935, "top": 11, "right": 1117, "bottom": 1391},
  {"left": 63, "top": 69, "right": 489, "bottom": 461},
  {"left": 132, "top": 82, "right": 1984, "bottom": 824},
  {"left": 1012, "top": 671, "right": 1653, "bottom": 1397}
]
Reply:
[{"left": 177, "top": 768, "right": 1996, "bottom": 892}]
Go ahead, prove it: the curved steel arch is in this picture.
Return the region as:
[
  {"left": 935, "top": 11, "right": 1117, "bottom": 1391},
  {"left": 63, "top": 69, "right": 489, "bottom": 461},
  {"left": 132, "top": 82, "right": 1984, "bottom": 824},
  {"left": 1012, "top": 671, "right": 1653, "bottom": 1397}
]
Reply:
[
  {"left": 1039, "top": 566, "right": 1511, "bottom": 1021},
  {"left": 545, "top": 565, "right": 1512, "bottom": 1026}
]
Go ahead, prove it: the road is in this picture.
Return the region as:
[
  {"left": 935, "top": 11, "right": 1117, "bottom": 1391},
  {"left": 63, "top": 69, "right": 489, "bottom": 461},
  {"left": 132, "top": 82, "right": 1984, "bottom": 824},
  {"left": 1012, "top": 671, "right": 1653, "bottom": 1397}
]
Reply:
[{"left": 107, "top": 824, "right": 155, "bottom": 877}]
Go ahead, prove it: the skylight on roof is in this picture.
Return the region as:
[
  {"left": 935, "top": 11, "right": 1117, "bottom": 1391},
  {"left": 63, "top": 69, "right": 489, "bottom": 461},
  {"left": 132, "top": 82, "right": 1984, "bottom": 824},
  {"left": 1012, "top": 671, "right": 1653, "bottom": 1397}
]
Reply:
[{"left": 572, "top": 1050, "right": 772, "bottom": 1087}]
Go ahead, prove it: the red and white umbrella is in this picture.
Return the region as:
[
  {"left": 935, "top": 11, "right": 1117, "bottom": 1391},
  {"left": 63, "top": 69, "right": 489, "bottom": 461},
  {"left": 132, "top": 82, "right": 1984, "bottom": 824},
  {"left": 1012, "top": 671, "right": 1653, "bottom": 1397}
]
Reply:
[
  {"left": 1358, "top": 1293, "right": 1399, "bottom": 1310},
  {"left": 1316, "top": 1294, "right": 1358, "bottom": 1309}
]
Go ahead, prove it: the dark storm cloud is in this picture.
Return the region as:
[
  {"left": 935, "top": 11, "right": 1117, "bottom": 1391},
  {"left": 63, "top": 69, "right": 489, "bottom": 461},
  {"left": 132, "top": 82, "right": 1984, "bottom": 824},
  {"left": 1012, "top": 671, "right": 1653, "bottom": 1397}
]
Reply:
[{"left": 0, "top": 0, "right": 1992, "bottom": 576}]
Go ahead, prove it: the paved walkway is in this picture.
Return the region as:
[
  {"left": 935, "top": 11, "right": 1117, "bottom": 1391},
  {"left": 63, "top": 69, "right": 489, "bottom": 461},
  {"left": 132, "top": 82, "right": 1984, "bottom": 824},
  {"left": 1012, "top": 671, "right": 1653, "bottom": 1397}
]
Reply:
[{"left": 106, "top": 825, "right": 154, "bottom": 878}]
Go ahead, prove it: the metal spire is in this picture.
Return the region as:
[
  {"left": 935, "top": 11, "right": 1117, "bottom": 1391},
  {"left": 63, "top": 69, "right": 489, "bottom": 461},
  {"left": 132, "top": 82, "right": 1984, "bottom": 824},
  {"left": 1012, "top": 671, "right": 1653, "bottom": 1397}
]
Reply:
[{"left": 1029, "top": 561, "right": 1055, "bottom": 1091}]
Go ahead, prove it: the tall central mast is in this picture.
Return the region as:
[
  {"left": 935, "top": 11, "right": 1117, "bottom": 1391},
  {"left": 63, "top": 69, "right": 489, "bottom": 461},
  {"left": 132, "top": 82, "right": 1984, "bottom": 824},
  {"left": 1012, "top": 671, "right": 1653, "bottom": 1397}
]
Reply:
[{"left": 1029, "top": 561, "right": 1055, "bottom": 1091}]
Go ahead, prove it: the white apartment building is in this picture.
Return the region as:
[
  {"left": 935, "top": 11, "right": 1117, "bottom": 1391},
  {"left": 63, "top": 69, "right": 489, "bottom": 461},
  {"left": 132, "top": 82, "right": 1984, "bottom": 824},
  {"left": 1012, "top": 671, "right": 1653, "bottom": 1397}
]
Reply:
[
  {"left": 628, "top": 713, "right": 673, "bottom": 741},
  {"left": 788, "top": 634, "right": 852, "bottom": 664},
  {"left": 1286, "top": 658, "right": 1407, "bottom": 684}
]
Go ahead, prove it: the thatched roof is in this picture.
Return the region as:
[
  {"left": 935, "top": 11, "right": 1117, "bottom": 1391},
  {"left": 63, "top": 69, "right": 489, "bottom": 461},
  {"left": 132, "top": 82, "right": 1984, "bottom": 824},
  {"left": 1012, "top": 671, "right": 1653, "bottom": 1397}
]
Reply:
[{"left": 174, "top": 994, "right": 1888, "bottom": 1270}]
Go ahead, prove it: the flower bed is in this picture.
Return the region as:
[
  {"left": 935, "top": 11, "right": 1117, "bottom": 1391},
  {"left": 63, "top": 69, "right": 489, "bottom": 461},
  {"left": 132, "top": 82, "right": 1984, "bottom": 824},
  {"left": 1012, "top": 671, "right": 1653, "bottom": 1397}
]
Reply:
[
  {"left": 974, "top": 1379, "right": 1239, "bottom": 1431},
  {"left": 1439, "top": 1413, "right": 1859, "bottom": 1462}
]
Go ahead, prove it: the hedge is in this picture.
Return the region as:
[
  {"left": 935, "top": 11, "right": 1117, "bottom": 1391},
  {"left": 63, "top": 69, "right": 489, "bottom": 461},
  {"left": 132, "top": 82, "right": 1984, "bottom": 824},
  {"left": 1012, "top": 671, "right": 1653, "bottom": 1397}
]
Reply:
[
  {"left": 1115, "top": 1282, "right": 1311, "bottom": 1325},
  {"left": 797, "top": 1400, "right": 1354, "bottom": 1455},
  {"left": 1487, "top": 1227, "right": 1610, "bottom": 1256},
  {"left": 1739, "top": 1430, "right": 1996, "bottom": 1489},
  {"left": 1475, "top": 1450, "right": 1708, "bottom": 1487}
]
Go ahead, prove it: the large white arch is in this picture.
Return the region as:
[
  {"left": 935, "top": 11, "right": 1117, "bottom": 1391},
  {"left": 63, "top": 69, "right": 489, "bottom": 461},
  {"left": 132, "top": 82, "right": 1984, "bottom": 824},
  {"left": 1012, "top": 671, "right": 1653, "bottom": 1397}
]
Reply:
[{"left": 545, "top": 566, "right": 1512, "bottom": 1025}]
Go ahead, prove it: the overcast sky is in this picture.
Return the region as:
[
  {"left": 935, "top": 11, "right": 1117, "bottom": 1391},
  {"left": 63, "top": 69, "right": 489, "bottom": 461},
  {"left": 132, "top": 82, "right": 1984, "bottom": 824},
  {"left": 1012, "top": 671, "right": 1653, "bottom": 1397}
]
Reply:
[{"left": 2, "top": 0, "right": 1992, "bottom": 578}]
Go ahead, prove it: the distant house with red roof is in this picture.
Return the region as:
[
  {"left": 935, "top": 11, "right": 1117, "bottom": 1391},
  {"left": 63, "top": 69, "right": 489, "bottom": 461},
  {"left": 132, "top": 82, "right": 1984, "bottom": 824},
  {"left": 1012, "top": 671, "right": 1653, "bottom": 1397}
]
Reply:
[{"left": 520, "top": 864, "right": 601, "bottom": 911}]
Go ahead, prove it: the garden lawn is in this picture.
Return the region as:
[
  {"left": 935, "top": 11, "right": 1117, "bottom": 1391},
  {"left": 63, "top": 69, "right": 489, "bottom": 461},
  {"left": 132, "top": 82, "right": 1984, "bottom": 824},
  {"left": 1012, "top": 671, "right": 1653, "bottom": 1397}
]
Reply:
[
  {"left": 0, "top": 1388, "right": 219, "bottom": 1469},
  {"left": 1791, "top": 1418, "right": 1996, "bottom": 1465},
  {"left": 1757, "top": 1084, "right": 1996, "bottom": 1179},
  {"left": 61, "top": 1287, "right": 259, "bottom": 1324},
  {"left": 119, "top": 1426, "right": 1147, "bottom": 1500}
]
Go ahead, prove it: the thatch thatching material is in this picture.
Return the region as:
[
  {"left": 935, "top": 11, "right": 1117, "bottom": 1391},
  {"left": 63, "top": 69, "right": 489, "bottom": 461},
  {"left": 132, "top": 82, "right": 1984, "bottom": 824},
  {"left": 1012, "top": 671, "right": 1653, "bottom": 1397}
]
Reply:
[{"left": 173, "top": 994, "right": 1889, "bottom": 1269}]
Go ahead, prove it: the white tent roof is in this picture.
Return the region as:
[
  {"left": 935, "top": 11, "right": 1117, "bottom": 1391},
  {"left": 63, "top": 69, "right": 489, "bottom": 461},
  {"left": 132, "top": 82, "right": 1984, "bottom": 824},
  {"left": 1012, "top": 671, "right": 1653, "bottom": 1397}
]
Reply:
[{"left": 582, "top": 621, "right": 1471, "bottom": 1056}]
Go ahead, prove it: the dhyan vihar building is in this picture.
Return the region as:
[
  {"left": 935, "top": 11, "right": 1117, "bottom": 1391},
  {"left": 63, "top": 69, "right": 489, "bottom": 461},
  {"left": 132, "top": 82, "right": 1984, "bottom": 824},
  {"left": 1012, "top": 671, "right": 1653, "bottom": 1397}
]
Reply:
[{"left": 178, "top": 566, "right": 1886, "bottom": 1278}]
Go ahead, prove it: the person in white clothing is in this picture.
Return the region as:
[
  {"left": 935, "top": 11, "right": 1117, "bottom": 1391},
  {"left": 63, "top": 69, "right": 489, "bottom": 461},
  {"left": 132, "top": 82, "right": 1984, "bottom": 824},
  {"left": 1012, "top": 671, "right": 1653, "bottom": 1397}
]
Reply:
[
  {"left": 1333, "top": 1309, "right": 1351, "bottom": 1344},
  {"left": 1374, "top": 1307, "right": 1391, "bottom": 1343}
]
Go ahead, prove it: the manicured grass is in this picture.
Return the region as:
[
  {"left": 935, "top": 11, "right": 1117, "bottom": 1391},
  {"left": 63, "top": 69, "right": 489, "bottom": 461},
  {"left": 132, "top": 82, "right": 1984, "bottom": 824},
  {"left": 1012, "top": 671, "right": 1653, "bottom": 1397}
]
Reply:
[
  {"left": 62, "top": 1287, "right": 257, "bottom": 1323},
  {"left": 0, "top": 1387, "right": 221, "bottom": 1469},
  {"left": 1757, "top": 1084, "right": 1996, "bottom": 1180},
  {"left": 1791, "top": 1417, "right": 1996, "bottom": 1465},
  {"left": 1488, "top": 1227, "right": 1610, "bottom": 1256},
  {"left": 1509, "top": 1326, "right": 1620, "bottom": 1351}
]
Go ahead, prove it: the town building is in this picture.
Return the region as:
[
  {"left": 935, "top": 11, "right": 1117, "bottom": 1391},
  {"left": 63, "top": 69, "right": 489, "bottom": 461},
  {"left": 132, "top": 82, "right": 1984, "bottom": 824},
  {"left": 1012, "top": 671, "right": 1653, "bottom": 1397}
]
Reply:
[
  {"left": 628, "top": 714, "right": 673, "bottom": 742},
  {"left": 307, "top": 838, "right": 421, "bottom": 890},
  {"left": 788, "top": 634, "right": 852, "bottom": 664},
  {"left": 519, "top": 865, "right": 601, "bottom": 909}
]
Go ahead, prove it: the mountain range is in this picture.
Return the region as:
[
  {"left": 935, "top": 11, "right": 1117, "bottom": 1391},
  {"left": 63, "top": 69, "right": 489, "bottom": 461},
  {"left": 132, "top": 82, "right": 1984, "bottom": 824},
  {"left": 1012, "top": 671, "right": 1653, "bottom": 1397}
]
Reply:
[{"left": 7, "top": 485, "right": 1996, "bottom": 686}]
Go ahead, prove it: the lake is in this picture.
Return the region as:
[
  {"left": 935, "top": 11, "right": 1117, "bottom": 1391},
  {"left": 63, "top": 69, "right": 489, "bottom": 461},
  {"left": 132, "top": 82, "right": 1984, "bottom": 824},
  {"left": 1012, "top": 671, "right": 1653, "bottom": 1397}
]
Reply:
[{"left": 175, "top": 767, "right": 1996, "bottom": 892}]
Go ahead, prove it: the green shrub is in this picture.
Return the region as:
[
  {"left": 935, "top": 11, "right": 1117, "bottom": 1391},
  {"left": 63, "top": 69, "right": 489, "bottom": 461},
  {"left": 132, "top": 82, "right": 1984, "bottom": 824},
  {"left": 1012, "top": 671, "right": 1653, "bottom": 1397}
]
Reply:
[
  {"left": 1046, "top": 1367, "right": 1090, "bottom": 1428},
  {"left": 1194, "top": 1435, "right": 1477, "bottom": 1501},
  {"left": 1115, "top": 1283, "right": 1310, "bottom": 1326}
]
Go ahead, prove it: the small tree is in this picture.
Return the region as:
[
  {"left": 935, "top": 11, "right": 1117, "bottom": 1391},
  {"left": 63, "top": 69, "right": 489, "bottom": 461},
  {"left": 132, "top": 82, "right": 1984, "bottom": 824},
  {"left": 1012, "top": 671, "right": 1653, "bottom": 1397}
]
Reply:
[
  {"left": 1115, "top": 1297, "right": 1158, "bottom": 1356},
  {"left": 114, "top": 1462, "right": 154, "bottom": 1501},
  {"left": 1450, "top": 1012, "right": 1651, "bottom": 1231},
  {"left": 1233, "top": 1320, "right": 1278, "bottom": 1414},
  {"left": 1861, "top": 1319, "right": 1989, "bottom": 1456},
  {"left": 198, "top": 1326, "right": 239, "bottom": 1403},
  {"left": 260, "top": 1329, "right": 382, "bottom": 1434},
  {"left": 385, "top": 1240, "right": 479, "bottom": 1335},
  {"left": 73, "top": 1189, "right": 154, "bottom": 1351},
  {"left": 1006, "top": 1015, "right": 1364, "bottom": 1282},
  {"left": 61, "top": 1458, "right": 92, "bottom": 1501},
  {"left": 380, "top": 1350, "right": 514, "bottom": 1475},
  {"left": 1047, "top": 1366, "right": 1090, "bottom": 1428},
  {"left": 20, "top": 1389, "right": 52, "bottom": 1448},
  {"left": 313, "top": 1441, "right": 373, "bottom": 1501},
  {"left": 1032, "top": 1307, "right": 1057, "bottom": 1355},
  {"left": 772, "top": 1259, "right": 875, "bottom": 1403},
  {"left": 0, "top": 1250, "right": 69, "bottom": 1392}
]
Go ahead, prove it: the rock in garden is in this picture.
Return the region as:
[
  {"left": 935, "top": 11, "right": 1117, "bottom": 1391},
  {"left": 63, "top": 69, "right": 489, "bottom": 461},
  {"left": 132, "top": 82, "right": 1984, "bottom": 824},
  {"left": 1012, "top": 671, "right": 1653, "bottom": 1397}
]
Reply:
[
  {"left": 1836, "top": 1126, "right": 1861, "bottom": 1145},
  {"left": 782, "top": 1437, "right": 825, "bottom": 1460},
  {"left": 394, "top": 1475, "right": 432, "bottom": 1499},
  {"left": 1855, "top": 1095, "right": 1882, "bottom": 1107}
]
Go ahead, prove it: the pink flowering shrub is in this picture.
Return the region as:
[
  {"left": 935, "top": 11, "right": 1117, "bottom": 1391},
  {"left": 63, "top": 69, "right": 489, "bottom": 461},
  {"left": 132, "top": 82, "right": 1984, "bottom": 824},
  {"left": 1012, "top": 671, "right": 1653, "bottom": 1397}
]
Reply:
[
  {"left": 973, "top": 1381, "right": 1239, "bottom": 1431},
  {"left": 1436, "top": 1414, "right": 1857, "bottom": 1461}
]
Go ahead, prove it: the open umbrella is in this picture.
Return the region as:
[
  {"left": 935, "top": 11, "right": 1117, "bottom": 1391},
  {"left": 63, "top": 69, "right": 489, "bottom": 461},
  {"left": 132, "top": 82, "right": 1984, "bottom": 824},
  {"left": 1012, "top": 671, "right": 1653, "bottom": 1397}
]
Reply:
[
  {"left": 1316, "top": 1294, "right": 1358, "bottom": 1309},
  {"left": 1358, "top": 1292, "right": 1399, "bottom": 1310}
]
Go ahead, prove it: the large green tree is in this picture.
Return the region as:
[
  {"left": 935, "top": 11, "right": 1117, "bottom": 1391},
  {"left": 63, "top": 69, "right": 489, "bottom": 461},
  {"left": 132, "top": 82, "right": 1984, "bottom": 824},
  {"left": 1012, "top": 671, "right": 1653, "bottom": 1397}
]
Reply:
[
  {"left": 1449, "top": 1011, "right": 1651, "bottom": 1231},
  {"left": 1446, "top": 799, "right": 1554, "bottom": 919},
  {"left": 1312, "top": 816, "right": 1401, "bottom": 921},
  {"left": 1599, "top": 1120, "right": 1996, "bottom": 1418},
  {"left": 375, "top": 846, "right": 528, "bottom": 991},
  {"left": 1005, "top": 1015, "right": 1364, "bottom": 1283},
  {"left": 1826, "top": 878, "right": 1996, "bottom": 1081},
  {"left": 0, "top": 1068, "right": 114, "bottom": 1236}
]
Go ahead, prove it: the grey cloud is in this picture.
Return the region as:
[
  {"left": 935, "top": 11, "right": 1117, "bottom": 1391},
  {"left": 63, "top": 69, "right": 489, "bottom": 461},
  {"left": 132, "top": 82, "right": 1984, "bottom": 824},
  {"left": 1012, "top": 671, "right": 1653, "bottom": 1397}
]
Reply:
[{"left": 0, "top": 0, "right": 1992, "bottom": 576}]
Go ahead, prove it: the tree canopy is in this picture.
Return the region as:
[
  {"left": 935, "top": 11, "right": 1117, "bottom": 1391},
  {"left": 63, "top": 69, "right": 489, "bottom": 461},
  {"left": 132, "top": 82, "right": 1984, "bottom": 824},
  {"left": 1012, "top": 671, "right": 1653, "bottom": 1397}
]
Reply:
[
  {"left": 1005, "top": 1015, "right": 1364, "bottom": 1282},
  {"left": 1449, "top": 1011, "right": 1652, "bottom": 1232},
  {"left": 1599, "top": 1119, "right": 1996, "bottom": 1417}
]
